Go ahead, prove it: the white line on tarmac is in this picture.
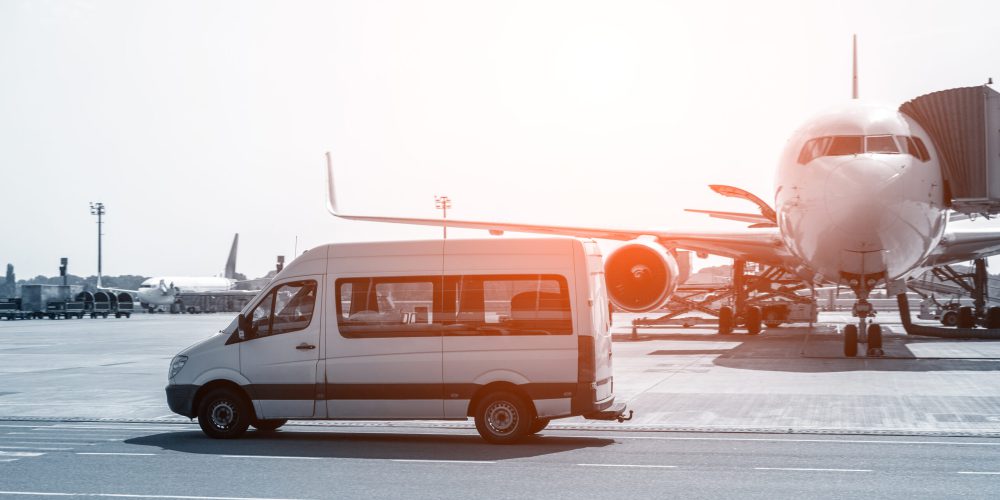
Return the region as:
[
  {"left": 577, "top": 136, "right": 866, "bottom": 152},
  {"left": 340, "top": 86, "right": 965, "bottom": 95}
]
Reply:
[
  {"left": 0, "top": 452, "right": 44, "bottom": 457},
  {"left": 8, "top": 442, "right": 94, "bottom": 446},
  {"left": 957, "top": 471, "right": 1000, "bottom": 475},
  {"left": 49, "top": 425, "right": 191, "bottom": 432},
  {"left": 0, "top": 492, "right": 313, "bottom": 500},
  {"left": 0, "top": 446, "right": 71, "bottom": 451},
  {"left": 755, "top": 467, "right": 872, "bottom": 472},
  {"left": 219, "top": 455, "right": 322, "bottom": 460},
  {"left": 0, "top": 459, "right": 17, "bottom": 463},
  {"left": 577, "top": 463, "right": 676, "bottom": 468},
  {"left": 5, "top": 433, "right": 124, "bottom": 439},
  {"left": 561, "top": 434, "right": 1000, "bottom": 447},
  {"left": 76, "top": 453, "right": 157, "bottom": 456},
  {"left": 391, "top": 459, "right": 496, "bottom": 464}
]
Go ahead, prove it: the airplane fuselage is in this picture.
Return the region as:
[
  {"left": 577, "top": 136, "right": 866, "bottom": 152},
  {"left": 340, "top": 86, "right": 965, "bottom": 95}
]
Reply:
[
  {"left": 136, "top": 276, "right": 235, "bottom": 306},
  {"left": 774, "top": 101, "right": 949, "bottom": 290}
]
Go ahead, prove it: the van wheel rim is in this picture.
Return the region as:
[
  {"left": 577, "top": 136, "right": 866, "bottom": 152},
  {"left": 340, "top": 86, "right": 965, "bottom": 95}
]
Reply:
[
  {"left": 210, "top": 401, "right": 237, "bottom": 430},
  {"left": 485, "top": 401, "right": 518, "bottom": 436}
]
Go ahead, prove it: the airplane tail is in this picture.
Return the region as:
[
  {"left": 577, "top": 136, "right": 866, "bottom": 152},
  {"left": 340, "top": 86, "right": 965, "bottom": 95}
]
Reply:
[{"left": 224, "top": 233, "right": 239, "bottom": 279}]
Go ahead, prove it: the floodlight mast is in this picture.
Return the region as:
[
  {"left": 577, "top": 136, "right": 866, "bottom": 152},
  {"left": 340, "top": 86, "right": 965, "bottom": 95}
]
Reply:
[
  {"left": 90, "top": 202, "right": 105, "bottom": 288},
  {"left": 435, "top": 195, "right": 451, "bottom": 240}
]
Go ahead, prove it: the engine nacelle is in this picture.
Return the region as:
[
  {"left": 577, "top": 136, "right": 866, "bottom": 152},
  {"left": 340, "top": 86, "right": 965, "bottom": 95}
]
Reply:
[{"left": 604, "top": 241, "right": 680, "bottom": 313}]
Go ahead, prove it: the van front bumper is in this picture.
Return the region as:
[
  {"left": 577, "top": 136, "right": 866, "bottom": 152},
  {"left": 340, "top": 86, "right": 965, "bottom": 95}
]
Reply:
[{"left": 166, "top": 384, "right": 198, "bottom": 418}]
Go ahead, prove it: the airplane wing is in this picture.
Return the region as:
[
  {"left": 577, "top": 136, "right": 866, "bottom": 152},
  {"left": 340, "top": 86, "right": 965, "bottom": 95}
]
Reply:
[
  {"left": 325, "top": 153, "right": 793, "bottom": 267},
  {"left": 921, "top": 226, "right": 1000, "bottom": 268}
]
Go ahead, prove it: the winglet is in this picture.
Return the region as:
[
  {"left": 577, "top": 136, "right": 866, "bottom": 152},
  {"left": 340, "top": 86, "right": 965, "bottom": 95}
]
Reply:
[
  {"left": 325, "top": 151, "right": 341, "bottom": 216},
  {"left": 708, "top": 184, "right": 777, "bottom": 223}
]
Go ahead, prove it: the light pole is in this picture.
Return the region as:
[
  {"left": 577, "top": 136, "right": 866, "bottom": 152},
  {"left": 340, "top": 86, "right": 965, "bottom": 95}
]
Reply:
[
  {"left": 435, "top": 195, "right": 451, "bottom": 240},
  {"left": 90, "top": 202, "right": 105, "bottom": 288}
]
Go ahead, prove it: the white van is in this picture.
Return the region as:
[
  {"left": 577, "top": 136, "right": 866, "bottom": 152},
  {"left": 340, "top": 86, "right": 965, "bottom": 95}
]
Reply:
[{"left": 166, "top": 237, "right": 628, "bottom": 443}]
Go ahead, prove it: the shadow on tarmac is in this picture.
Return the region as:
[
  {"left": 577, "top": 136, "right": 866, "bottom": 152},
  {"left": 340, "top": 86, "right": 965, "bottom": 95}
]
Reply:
[
  {"left": 125, "top": 429, "right": 614, "bottom": 460},
  {"left": 619, "top": 325, "right": 1000, "bottom": 373}
]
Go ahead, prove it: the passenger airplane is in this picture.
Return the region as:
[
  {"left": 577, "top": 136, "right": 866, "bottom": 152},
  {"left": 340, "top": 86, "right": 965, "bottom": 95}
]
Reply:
[
  {"left": 324, "top": 43, "right": 1000, "bottom": 357},
  {"left": 108, "top": 234, "right": 245, "bottom": 308}
]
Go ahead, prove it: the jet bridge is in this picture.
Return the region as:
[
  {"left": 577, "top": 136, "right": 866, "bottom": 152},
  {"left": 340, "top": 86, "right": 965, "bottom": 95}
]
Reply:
[{"left": 900, "top": 85, "right": 1000, "bottom": 215}]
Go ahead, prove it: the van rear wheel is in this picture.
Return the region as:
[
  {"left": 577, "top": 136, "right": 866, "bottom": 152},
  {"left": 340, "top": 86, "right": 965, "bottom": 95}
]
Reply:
[
  {"left": 474, "top": 391, "right": 532, "bottom": 444},
  {"left": 528, "top": 418, "right": 550, "bottom": 435},
  {"left": 251, "top": 419, "right": 288, "bottom": 432},
  {"left": 198, "top": 388, "right": 250, "bottom": 439}
]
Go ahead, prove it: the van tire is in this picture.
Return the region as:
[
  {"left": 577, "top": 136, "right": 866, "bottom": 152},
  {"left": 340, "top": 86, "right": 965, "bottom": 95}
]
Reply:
[
  {"left": 197, "top": 388, "right": 251, "bottom": 439},
  {"left": 474, "top": 391, "right": 532, "bottom": 444},
  {"left": 528, "top": 418, "right": 550, "bottom": 435},
  {"left": 251, "top": 419, "right": 288, "bottom": 432}
]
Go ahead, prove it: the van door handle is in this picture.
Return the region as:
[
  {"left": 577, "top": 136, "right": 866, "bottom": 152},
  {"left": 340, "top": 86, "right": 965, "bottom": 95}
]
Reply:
[{"left": 296, "top": 343, "right": 316, "bottom": 350}]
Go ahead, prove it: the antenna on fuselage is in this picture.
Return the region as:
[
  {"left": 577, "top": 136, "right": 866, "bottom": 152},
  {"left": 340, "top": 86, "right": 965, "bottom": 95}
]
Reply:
[{"left": 852, "top": 34, "right": 859, "bottom": 99}]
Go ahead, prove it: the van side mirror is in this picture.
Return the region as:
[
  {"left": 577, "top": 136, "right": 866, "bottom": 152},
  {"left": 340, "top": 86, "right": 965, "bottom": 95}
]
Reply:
[{"left": 237, "top": 313, "right": 249, "bottom": 340}]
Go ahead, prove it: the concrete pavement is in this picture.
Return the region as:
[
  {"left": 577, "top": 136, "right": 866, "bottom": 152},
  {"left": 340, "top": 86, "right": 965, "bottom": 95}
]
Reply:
[{"left": 2, "top": 313, "right": 1000, "bottom": 437}]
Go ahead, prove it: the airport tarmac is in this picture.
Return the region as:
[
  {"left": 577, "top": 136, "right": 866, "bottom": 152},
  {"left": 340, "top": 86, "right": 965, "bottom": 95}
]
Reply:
[{"left": 2, "top": 312, "right": 1000, "bottom": 437}]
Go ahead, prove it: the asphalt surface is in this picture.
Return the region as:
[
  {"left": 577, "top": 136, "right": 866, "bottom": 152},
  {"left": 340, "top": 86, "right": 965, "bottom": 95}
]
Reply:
[
  {"left": 1, "top": 421, "right": 1000, "bottom": 499},
  {"left": 4, "top": 312, "right": 1000, "bottom": 498}
]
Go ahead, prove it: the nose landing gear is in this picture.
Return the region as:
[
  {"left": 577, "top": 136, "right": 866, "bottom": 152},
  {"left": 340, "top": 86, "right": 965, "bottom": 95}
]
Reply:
[{"left": 842, "top": 273, "right": 886, "bottom": 358}]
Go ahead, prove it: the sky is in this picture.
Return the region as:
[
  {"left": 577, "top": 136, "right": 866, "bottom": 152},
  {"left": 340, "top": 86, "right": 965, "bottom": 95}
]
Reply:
[{"left": 2, "top": 0, "right": 1000, "bottom": 280}]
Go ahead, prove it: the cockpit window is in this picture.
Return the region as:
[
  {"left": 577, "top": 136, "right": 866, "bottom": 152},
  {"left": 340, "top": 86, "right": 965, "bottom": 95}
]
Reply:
[
  {"left": 865, "top": 135, "right": 898, "bottom": 153},
  {"left": 798, "top": 135, "right": 930, "bottom": 164},
  {"left": 827, "top": 136, "right": 864, "bottom": 156}
]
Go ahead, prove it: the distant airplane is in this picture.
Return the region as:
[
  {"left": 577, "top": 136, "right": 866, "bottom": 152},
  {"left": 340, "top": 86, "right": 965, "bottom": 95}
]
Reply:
[
  {"left": 106, "top": 234, "right": 249, "bottom": 309},
  {"left": 324, "top": 37, "right": 1000, "bottom": 357}
]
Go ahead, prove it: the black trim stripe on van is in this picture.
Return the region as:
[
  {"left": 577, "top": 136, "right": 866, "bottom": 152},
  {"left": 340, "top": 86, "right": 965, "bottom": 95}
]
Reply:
[{"left": 244, "top": 383, "right": 579, "bottom": 401}]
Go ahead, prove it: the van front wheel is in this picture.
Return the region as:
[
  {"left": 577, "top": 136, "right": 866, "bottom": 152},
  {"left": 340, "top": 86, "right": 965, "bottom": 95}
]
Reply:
[
  {"left": 474, "top": 391, "right": 532, "bottom": 444},
  {"left": 198, "top": 388, "right": 251, "bottom": 439},
  {"left": 251, "top": 419, "right": 288, "bottom": 432}
]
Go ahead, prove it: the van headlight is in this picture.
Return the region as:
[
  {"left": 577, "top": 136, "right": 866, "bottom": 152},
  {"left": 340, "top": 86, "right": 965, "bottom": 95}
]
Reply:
[{"left": 168, "top": 355, "right": 188, "bottom": 379}]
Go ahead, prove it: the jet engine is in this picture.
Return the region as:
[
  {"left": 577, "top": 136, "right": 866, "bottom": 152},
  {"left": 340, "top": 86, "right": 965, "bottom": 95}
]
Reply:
[{"left": 604, "top": 241, "right": 680, "bottom": 313}]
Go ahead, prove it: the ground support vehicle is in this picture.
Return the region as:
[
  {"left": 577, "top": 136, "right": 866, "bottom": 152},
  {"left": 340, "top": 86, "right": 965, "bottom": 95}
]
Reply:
[
  {"left": 0, "top": 299, "right": 24, "bottom": 320},
  {"left": 630, "top": 260, "right": 817, "bottom": 337},
  {"left": 166, "top": 238, "right": 630, "bottom": 443},
  {"left": 45, "top": 301, "right": 85, "bottom": 319},
  {"left": 113, "top": 292, "right": 134, "bottom": 318}
]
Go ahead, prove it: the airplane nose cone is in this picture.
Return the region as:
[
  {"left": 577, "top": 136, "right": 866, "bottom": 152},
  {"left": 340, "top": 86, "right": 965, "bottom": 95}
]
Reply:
[{"left": 823, "top": 157, "right": 904, "bottom": 238}]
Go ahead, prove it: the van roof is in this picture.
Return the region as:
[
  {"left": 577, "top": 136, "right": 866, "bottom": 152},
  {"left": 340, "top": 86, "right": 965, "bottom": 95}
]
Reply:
[{"left": 269, "top": 237, "right": 598, "bottom": 281}]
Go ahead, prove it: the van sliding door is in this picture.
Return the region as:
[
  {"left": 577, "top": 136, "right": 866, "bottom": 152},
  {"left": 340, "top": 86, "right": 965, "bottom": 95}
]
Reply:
[{"left": 325, "top": 245, "right": 445, "bottom": 418}]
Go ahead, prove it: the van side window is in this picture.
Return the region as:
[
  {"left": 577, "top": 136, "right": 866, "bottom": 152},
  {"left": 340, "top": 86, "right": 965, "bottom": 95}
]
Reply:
[
  {"left": 336, "top": 277, "right": 439, "bottom": 338},
  {"left": 247, "top": 280, "right": 317, "bottom": 339},
  {"left": 334, "top": 274, "right": 572, "bottom": 337},
  {"left": 444, "top": 275, "right": 572, "bottom": 336},
  {"left": 248, "top": 293, "right": 274, "bottom": 338},
  {"left": 272, "top": 281, "right": 317, "bottom": 335}
]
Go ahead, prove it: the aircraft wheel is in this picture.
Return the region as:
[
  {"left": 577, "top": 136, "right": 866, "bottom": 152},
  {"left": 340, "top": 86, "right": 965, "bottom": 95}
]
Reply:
[
  {"left": 987, "top": 307, "right": 1000, "bottom": 329},
  {"left": 745, "top": 306, "right": 762, "bottom": 335},
  {"left": 718, "top": 307, "right": 734, "bottom": 335},
  {"left": 958, "top": 307, "right": 975, "bottom": 329},
  {"left": 843, "top": 324, "right": 858, "bottom": 357},
  {"left": 866, "top": 323, "right": 883, "bottom": 356}
]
